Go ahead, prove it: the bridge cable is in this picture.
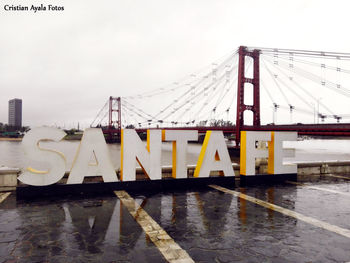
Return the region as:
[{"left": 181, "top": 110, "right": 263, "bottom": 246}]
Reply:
[
  {"left": 262, "top": 56, "right": 336, "bottom": 117},
  {"left": 262, "top": 59, "right": 291, "bottom": 106},
  {"left": 90, "top": 100, "right": 109, "bottom": 127}
]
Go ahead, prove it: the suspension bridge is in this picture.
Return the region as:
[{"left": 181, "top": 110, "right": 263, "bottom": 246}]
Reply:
[{"left": 90, "top": 46, "right": 350, "bottom": 146}]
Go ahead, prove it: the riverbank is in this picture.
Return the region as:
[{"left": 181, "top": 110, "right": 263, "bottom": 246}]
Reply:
[{"left": 0, "top": 137, "right": 22, "bottom": 141}]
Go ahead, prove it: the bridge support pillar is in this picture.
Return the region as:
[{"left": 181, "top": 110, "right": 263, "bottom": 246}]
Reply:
[
  {"left": 235, "top": 46, "right": 261, "bottom": 147},
  {"left": 108, "top": 96, "right": 121, "bottom": 141}
]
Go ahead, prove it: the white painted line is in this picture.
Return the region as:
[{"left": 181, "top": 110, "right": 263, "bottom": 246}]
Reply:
[
  {"left": 114, "top": 190, "right": 194, "bottom": 263},
  {"left": 286, "top": 181, "right": 350, "bottom": 198},
  {"left": 0, "top": 192, "right": 11, "bottom": 204},
  {"left": 209, "top": 185, "right": 350, "bottom": 239}
]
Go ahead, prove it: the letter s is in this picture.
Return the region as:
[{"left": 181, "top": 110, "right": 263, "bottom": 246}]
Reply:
[{"left": 18, "top": 127, "right": 67, "bottom": 186}]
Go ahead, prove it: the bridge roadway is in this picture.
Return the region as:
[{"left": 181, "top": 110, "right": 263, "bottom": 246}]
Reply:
[{"left": 104, "top": 123, "right": 350, "bottom": 137}]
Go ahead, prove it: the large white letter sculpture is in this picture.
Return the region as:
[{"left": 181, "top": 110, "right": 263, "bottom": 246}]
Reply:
[
  {"left": 268, "top": 132, "right": 297, "bottom": 174},
  {"left": 240, "top": 131, "right": 270, "bottom": 176},
  {"left": 121, "top": 129, "right": 162, "bottom": 181},
  {"left": 194, "top": 131, "right": 234, "bottom": 177},
  {"left": 19, "top": 127, "right": 298, "bottom": 187},
  {"left": 164, "top": 130, "right": 198, "bottom": 178},
  {"left": 67, "top": 128, "right": 117, "bottom": 184},
  {"left": 18, "top": 127, "right": 67, "bottom": 186}
]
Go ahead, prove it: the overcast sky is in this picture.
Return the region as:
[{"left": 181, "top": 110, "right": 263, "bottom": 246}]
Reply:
[{"left": 1, "top": 0, "right": 350, "bottom": 128}]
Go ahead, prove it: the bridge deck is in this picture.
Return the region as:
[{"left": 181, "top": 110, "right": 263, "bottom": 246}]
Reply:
[{"left": 103, "top": 123, "right": 350, "bottom": 137}]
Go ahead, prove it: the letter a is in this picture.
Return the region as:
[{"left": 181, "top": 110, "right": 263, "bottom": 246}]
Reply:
[
  {"left": 194, "top": 131, "right": 234, "bottom": 177},
  {"left": 67, "top": 128, "right": 117, "bottom": 184}
]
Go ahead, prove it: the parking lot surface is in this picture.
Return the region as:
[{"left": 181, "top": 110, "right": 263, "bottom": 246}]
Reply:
[{"left": 1, "top": 175, "right": 350, "bottom": 262}]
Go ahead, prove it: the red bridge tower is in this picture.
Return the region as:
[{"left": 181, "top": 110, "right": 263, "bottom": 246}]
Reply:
[
  {"left": 235, "top": 46, "right": 261, "bottom": 146},
  {"left": 108, "top": 96, "right": 121, "bottom": 136}
]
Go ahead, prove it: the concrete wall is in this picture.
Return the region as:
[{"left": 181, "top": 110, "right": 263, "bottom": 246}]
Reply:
[
  {"left": 5, "top": 161, "right": 350, "bottom": 188},
  {"left": 255, "top": 161, "right": 350, "bottom": 176},
  {"left": 134, "top": 161, "right": 350, "bottom": 178},
  {"left": 0, "top": 167, "right": 20, "bottom": 187}
]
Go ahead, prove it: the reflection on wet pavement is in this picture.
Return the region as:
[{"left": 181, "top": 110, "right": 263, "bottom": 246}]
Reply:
[
  {"left": 115, "top": 190, "right": 194, "bottom": 262},
  {"left": 0, "top": 196, "right": 165, "bottom": 263},
  {"left": 1, "top": 177, "right": 350, "bottom": 262}
]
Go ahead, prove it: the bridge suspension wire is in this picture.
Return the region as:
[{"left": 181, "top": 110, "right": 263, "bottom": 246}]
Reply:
[
  {"left": 261, "top": 79, "right": 275, "bottom": 105},
  {"left": 259, "top": 47, "right": 350, "bottom": 123},
  {"left": 92, "top": 98, "right": 122, "bottom": 128},
  {"left": 276, "top": 54, "right": 350, "bottom": 92},
  {"left": 191, "top": 83, "right": 229, "bottom": 122},
  {"left": 264, "top": 55, "right": 350, "bottom": 98},
  {"left": 154, "top": 75, "right": 211, "bottom": 120},
  {"left": 263, "top": 59, "right": 315, "bottom": 112},
  {"left": 192, "top": 59, "right": 248, "bottom": 124},
  {"left": 255, "top": 47, "right": 350, "bottom": 60},
  {"left": 262, "top": 56, "right": 336, "bottom": 117},
  {"left": 124, "top": 49, "right": 239, "bottom": 100},
  {"left": 275, "top": 55, "right": 350, "bottom": 75},
  {"left": 183, "top": 58, "right": 239, "bottom": 124},
  {"left": 267, "top": 58, "right": 345, "bottom": 116},
  {"left": 262, "top": 59, "right": 291, "bottom": 107},
  {"left": 90, "top": 100, "right": 109, "bottom": 127},
  {"left": 173, "top": 55, "right": 237, "bottom": 115},
  {"left": 122, "top": 103, "right": 149, "bottom": 122},
  {"left": 190, "top": 79, "right": 227, "bottom": 123},
  {"left": 278, "top": 105, "right": 314, "bottom": 116},
  {"left": 284, "top": 56, "right": 350, "bottom": 96},
  {"left": 213, "top": 78, "right": 235, "bottom": 113},
  {"left": 123, "top": 100, "right": 158, "bottom": 122},
  {"left": 92, "top": 46, "right": 350, "bottom": 129},
  {"left": 163, "top": 74, "right": 227, "bottom": 123},
  {"left": 122, "top": 100, "right": 166, "bottom": 127},
  {"left": 121, "top": 105, "right": 128, "bottom": 127},
  {"left": 261, "top": 66, "right": 318, "bottom": 122},
  {"left": 262, "top": 57, "right": 331, "bottom": 121},
  {"left": 166, "top": 60, "right": 238, "bottom": 124},
  {"left": 121, "top": 102, "right": 149, "bottom": 128},
  {"left": 213, "top": 59, "right": 248, "bottom": 109},
  {"left": 121, "top": 50, "right": 240, "bottom": 127}
]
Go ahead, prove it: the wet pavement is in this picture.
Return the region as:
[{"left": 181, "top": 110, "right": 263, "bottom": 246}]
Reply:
[{"left": 1, "top": 175, "right": 350, "bottom": 262}]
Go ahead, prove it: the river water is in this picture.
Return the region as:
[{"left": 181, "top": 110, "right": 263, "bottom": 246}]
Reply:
[{"left": 1, "top": 139, "right": 350, "bottom": 171}]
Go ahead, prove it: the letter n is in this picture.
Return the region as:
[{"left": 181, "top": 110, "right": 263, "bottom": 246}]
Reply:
[{"left": 121, "top": 129, "right": 162, "bottom": 181}]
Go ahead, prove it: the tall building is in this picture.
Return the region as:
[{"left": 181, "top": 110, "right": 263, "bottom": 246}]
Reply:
[{"left": 8, "top": 98, "right": 22, "bottom": 127}]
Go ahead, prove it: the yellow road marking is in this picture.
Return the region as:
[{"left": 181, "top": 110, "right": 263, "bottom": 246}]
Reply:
[
  {"left": 286, "top": 181, "right": 350, "bottom": 198},
  {"left": 0, "top": 192, "right": 11, "bottom": 203},
  {"left": 209, "top": 185, "right": 350, "bottom": 239},
  {"left": 114, "top": 190, "right": 194, "bottom": 263},
  {"left": 285, "top": 180, "right": 304, "bottom": 186}
]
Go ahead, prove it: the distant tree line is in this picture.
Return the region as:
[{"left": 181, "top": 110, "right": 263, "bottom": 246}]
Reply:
[
  {"left": 0, "top": 122, "right": 30, "bottom": 133},
  {"left": 197, "top": 119, "right": 234, "bottom": 127}
]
